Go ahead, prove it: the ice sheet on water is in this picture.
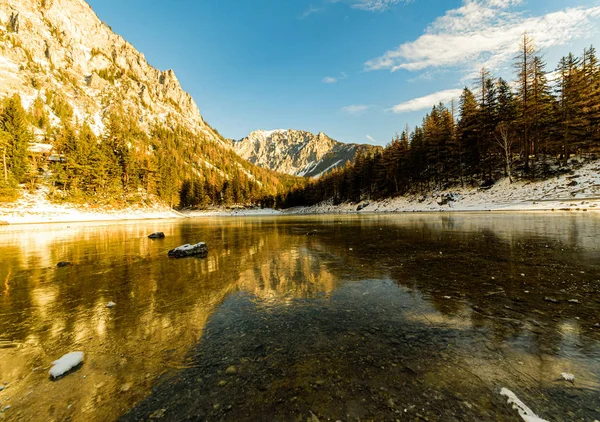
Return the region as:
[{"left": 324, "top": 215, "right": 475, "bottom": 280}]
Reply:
[{"left": 49, "top": 352, "right": 84, "bottom": 379}]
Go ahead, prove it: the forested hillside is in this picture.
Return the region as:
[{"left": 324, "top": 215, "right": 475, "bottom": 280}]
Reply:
[
  {"left": 277, "top": 37, "right": 600, "bottom": 208},
  {"left": 0, "top": 93, "right": 300, "bottom": 207},
  {"left": 0, "top": 0, "right": 301, "bottom": 209}
]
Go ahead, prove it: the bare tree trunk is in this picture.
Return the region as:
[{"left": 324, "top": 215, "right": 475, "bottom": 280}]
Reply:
[
  {"left": 495, "top": 123, "right": 514, "bottom": 183},
  {"left": 2, "top": 149, "right": 7, "bottom": 183}
]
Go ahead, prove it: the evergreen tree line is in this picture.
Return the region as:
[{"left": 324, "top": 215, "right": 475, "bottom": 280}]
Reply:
[
  {"left": 276, "top": 38, "right": 600, "bottom": 208},
  {"left": 0, "top": 92, "right": 299, "bottom": 207}
]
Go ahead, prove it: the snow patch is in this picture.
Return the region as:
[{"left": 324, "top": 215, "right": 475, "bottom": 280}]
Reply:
[
  {"left": 49, "top": 352, "right": 84, "bottom": 379},
  {"left": 500, "top": 388, "right": 548, "bottom": 422},
  {"left": 171, "top": 242, "right": 205, "bottom": 252},
  {"left": 561, "top": 372, "right": 575, "bottom": 382}
]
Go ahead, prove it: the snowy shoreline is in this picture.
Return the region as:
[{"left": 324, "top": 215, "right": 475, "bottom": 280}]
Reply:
[
  {"left": 1, "top": 161, "right": 599, "bottom": 225},
  {"left": 286, "top": 160, "right": 600, "bottom": 215}
]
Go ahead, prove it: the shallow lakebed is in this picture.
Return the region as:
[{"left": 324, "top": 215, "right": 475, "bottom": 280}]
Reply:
[{"left": 0, "top": 214, "right": 599, "bottom": 421}]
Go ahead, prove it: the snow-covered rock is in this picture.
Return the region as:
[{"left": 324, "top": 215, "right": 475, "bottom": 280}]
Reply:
[
  {"left": 168, "top": 242, "right": 208, "bottom": 258},
  {"left": 49, "top": 352, "right": 84, "bottom": 379}
]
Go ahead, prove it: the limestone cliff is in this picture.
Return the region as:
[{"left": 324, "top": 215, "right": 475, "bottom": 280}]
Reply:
[
  {"left": 231, "top": 129, "right": 380, "bottom": 178},
  {"left": 0, "top": 0, "right": 219, "bottom": 142}
]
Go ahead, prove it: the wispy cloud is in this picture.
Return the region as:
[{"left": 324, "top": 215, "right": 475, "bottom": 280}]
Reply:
[
  {"left": 299, "top": 5, "right": 320, "bottom": 19},
  {"left": 305, "top": 0, "right": 410, "bottom": 17},
  {"left": 365, "top": 0, "right": 600, "bottom": 74},
  {"left": 366, "top": 135, "right": 377, "bottom": 143},
  {"left": 322, "top": 72, "right": 348, "bottom": 84},
  {"left": 350, "top": 0, "right": 410, "bottom": 12},
  {"left": 342, "top": 104, "right": 372, "bottom": 115},
  {"left": 389, "top": 89, "right": 462, "bottom": 113}
]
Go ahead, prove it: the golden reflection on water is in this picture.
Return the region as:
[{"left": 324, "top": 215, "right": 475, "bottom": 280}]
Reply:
[{"left": 0, "top": 214, "right": 599, "bottom": 421}]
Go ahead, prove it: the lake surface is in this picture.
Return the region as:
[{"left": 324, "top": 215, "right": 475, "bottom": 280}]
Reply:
[{"left": 0, "top": 214, "right": 599, "bottom": 421}]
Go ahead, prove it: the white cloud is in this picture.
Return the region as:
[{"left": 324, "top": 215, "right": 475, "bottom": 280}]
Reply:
[
  {"left": 350, "top": 0, "right": 409, "bottom": 12},
  {"left": 366, "top": 135, "right": 377, "bottom": 143},
  {"left": 323, "top": 76, "right": 338, "bottom": 83},
  {"left": 342, "top": 104, "right": 372, "bottom": 115},
  {"left": 389, "top": 89, "right": 463, "bottom": 113},
  {"left": 365, "top": 0, "right": 600, "bottom": 74},
  {"left": 300, "top": 5, "right": 320, "bottom": 19}
]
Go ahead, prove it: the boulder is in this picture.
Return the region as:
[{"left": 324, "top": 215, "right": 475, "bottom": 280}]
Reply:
[
  {"left": 148, "top": 232, "right": 165, "bottom": 239},
  {"left": 168, "top": 242, "right": 208, "bottom": 258},
  {"left": 356, "top": 202, "right": 369, "bottom": 211}
]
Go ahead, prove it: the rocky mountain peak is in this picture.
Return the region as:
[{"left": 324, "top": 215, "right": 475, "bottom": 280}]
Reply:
[
  {"left": 0, "top": 0, "right": 219, "bottom": 141},
  {"left": 232, "top": 129, "right": 380, "bottom": 178}
]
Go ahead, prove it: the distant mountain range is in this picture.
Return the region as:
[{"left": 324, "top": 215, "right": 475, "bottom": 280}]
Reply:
[{"left": 231, "top": 129, "right": 380, "bottom": 178}]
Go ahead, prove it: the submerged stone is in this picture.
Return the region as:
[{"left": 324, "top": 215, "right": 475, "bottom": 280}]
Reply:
[{"left": 148, "top": 232, "right": 166, "bottom": 239}]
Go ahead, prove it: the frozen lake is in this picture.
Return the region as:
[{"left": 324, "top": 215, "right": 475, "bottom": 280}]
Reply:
[{"left": 1, "top": 214, "right": 599, "bottom": 421}]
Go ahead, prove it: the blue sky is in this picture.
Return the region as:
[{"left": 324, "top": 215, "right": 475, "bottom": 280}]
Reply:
[{"left": 86, "top": 0, "right": 600, "bottom": 146}]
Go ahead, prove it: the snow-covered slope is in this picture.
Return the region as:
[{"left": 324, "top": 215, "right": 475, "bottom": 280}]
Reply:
[
  {"left": 287, "top": 160, "right": 600, "bottom": 214},
  {"left": 231, "top": 129, "right": 380, "bottom": 178}
]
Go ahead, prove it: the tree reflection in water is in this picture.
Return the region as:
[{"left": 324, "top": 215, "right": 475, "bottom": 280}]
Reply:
[{"left": 0, "top": 214, "right": 599, "bottom": 421}]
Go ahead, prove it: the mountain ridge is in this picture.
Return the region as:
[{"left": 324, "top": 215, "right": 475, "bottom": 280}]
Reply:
[
  {"left": 0, "top": 0, "right": 298, "bottom": 208},
  {"left": 231, "top": 128, "right": 380, "bottom": 178}
]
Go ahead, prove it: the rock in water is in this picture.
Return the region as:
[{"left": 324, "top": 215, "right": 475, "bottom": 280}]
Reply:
[
  {"left": 57, "top": 261, "right": 72, "bottom": 267},
  {"left": 561, "top": 372, "right": 575, "bottom": 382},
  {"left": 49, "top": 352, "right": 84, "bottom": 379},
  {"left": 168, "top": 242, "right": 208, "bottom": 258},
  {"left": 107, "top": 301, "right": 116, "bottom": 308},
  {"left": 148, "top": 232, "right": 166, "bottom": 239}
]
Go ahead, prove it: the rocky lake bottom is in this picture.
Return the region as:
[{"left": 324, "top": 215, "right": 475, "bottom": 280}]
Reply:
[{"left": 0, "top": 214, "right": 599, "bottom": 421}]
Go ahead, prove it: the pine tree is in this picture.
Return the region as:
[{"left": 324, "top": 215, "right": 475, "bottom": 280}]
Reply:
[
  {"left": 0, "top": 94, "right": 32, "bottom": 183},
  {"left": 514, "top": 33, "right": 537, "bottom": 173},
  {"left": 457, "top": 87, "right": 479, "bottom": 182}
]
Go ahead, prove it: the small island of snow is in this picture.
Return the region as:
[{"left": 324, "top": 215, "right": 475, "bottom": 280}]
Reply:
[{"left": 49, "top": 352, "right": 84, "bottom": 379}]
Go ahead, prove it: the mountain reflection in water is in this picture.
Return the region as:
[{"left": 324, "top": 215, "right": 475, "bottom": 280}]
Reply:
[{"left": 0, "top": 214, "right": 599, "bottom": 421}]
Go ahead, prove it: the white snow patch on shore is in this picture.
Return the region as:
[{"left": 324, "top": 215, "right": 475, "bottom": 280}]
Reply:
[
  {"left": 0, "top": 187, "right": 182, "bottom": 225},
  {"left": 287, "top": 160, "right": 600, "bottom": 215},
  {"left": 49, "top": 352, "right": 84, "bottom": 378},
  {"left": 183, "top": 208, "right": 283, "bottom": 218}
]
